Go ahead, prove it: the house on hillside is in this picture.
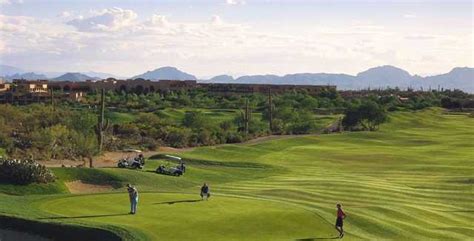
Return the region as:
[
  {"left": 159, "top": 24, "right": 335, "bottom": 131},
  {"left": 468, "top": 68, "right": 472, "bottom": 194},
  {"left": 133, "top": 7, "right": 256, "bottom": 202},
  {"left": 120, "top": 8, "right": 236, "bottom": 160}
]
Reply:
[
  {"left": 0, "top": 83, "right": 11, "bottom": 92},
  {"left": 12, "top": 79, "right": 49, "bottom": 93},
  {"left": 0, "top": 79, "right": 50, "bottom": 104}
]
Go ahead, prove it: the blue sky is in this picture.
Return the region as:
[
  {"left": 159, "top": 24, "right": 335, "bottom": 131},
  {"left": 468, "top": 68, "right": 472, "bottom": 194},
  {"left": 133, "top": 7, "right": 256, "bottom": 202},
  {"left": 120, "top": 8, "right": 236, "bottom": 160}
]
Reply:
[{"left": 0, "top": 0, "right": 472, "bottom": 78}]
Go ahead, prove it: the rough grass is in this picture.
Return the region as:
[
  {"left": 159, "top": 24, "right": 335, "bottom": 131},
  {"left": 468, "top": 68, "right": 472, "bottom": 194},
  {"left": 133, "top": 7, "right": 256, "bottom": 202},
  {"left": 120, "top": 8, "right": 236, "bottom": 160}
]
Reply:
[{"left": 0, "top": 108, "right": 472, "bottom": 240}]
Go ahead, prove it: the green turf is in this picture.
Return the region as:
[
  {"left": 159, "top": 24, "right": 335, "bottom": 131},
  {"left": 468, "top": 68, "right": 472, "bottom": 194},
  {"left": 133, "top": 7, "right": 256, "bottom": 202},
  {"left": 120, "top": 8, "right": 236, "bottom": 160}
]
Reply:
[
  {"left": 107, "top": 112, "right": 137, "bottom": 124},
  {"left": 156, "top": 108, "right": 240, "bottom": 124},
  {"left": 0, "top": 108, "right": 472, "bottom": 240},
  {"left": 40, "top": 193, "right": 333, "bottom": 241},
  {"left": 0, "top": 148, "right": 6, "bottom": 157}
]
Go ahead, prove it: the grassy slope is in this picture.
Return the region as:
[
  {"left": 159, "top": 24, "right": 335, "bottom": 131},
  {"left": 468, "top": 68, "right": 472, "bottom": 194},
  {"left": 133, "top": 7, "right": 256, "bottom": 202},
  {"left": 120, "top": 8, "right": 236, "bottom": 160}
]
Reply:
[
  {"left": 107, "top": 112, "right": 138, "bottom": 124},
  {"left": 181, "top": 108, "right": 474, "bottom": 240},
  {"left": 0, "top": 108, "right": 472, "bottom": 240}
]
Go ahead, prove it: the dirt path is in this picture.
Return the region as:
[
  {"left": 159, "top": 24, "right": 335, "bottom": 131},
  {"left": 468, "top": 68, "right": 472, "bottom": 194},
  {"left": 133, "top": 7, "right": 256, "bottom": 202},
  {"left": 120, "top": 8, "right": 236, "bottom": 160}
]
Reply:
[
  {"left": 39, "top": 134, "right": 325, "bottom": 168},
  {"left": 39, "top": 146, "right": 193, "bottom": 168}
]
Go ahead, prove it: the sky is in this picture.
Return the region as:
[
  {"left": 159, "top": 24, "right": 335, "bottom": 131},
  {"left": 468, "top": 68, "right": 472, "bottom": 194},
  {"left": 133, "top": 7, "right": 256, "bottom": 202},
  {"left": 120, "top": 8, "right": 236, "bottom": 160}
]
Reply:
[{"left": 0, "top": 0, "right": 472, "bottom": 78}]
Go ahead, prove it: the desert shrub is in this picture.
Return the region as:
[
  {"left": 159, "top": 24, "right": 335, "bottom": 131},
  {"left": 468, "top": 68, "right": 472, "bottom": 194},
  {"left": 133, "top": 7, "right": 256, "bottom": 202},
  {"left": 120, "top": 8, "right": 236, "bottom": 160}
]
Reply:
[
  {"left": 226, "top": 132, "right": 245, "bottom": 143},
  {"left": 342, "top": 101, "right": 388, "bottom": 131},
  {"left": 0, "top": 158, "right": 56, "bottom": 185}
]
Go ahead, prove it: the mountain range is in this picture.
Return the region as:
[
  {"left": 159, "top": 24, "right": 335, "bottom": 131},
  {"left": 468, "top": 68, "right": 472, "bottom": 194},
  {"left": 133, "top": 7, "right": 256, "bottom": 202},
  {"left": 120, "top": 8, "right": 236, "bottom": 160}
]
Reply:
[
  {"left": 202, "top": 66, "right": 474, "bottom": 93},
  {"left": 1, "top": 64, "right": 472, "bottom": 92},
  {"left": 0, "top": 65, "right": 120, "bottom": 80}
]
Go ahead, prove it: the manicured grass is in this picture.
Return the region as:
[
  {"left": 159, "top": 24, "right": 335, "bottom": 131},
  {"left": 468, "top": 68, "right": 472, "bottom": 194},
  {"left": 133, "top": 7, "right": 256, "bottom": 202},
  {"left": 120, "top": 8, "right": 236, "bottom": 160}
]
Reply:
[
  {"left": 0, "top": 108, "right": 472, "bottom": 240},
  {"left": 106, "top": 112, "right": 137, "bottom": 124},
  {"left": 0, "top": 182, "right": 67, "bottom": 196},
  {"left": 40, "top": 193, "right": 332, "bottom": 241},
  {"left": 156, "top": 108, "right": 240, "bottom": 125},
  {"left": 179, "top": 108, "right": 474, "bottom": 240}
]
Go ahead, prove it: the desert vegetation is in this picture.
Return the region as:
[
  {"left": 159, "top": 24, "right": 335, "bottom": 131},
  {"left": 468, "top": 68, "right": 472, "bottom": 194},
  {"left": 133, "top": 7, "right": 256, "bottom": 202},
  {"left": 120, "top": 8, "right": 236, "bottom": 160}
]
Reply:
[
  {"left": 0, "top": 158, "right": 55, "bottom": 184},
  {"left": 0, "top": 88, "right": 472, "bottom": 161}
]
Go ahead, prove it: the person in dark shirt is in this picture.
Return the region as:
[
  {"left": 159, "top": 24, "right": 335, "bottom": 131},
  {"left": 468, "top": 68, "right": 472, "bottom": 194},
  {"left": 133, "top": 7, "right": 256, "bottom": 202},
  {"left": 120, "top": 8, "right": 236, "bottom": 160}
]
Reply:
[
  {"left": 335, "top": 203, "right": 346, "bottom": 238},
  {"left": 200, "top": 183, "right": 210, "bottom": 200},
  {"left": 179, "top": 162, "right": 186, "bottom": 173},
  {"left": 137, "top": 154, "right": 145, "bottom": 165}
]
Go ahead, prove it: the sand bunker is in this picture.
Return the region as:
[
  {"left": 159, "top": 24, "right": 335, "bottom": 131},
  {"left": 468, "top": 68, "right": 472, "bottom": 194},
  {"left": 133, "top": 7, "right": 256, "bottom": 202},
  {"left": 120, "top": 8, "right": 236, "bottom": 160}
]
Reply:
[{"left": 65, "top": 181, "right": 114, "bottom": 194}]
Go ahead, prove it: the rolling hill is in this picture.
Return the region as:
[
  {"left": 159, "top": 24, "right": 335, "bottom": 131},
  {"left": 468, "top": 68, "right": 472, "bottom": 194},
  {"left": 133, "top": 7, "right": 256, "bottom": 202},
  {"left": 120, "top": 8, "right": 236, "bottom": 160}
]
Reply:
[
  {"left": 52, "top": 72, "right": 98, "bottom": 81},
  {"left": 132, "top": 66, "right": 197, "bottom": 80}
]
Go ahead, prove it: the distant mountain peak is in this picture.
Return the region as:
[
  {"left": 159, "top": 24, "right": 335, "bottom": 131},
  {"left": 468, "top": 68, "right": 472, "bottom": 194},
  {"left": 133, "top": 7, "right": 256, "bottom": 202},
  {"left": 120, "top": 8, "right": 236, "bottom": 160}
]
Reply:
[
  {"left": 357, "top": 65, "right": 411, "bottom": 77},
  {"left": 3, "top": 72, "right": 47, "bottom": 81},
  {"left": 449, "top": 67, "right": 473, "bottom": 73},
  {"left": 52, "top": 72, "right": 97, "bottom": 81},
  {"left": 0, "top": 64, "right": 25, "bottom": 76},
  {"left": 209, "top": 75, "right": 234, "bottom": 82},
  {"left": 132, "top": 66, "right": 196, "bottom": 80}
]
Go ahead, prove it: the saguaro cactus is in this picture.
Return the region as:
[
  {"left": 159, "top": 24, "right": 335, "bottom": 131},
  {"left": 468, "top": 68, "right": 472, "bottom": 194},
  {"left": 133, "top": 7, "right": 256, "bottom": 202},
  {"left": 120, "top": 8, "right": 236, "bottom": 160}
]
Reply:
[
  {"left": 50, "top": 89, "right": 54, "bottom": 110},
  {"left": 243, "top": 98, "right": 251, "bottom": 134},
  {"left": 268, "top": 89, "right": 273, "bottom": 133},
  {"left": 95, "top": 89, "right": 109, "bottom": 157}
]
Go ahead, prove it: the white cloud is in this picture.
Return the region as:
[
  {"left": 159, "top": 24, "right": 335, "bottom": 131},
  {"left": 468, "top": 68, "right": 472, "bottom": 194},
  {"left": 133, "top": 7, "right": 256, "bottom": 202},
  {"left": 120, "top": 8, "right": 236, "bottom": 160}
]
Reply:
[
  {"left": 67, "top": 7, "right": 138, "bottom": 32},
  {"left": 59, "top": 11, "right": 72, "bottom": 18},
  {"left": 0, "top": 8, "right": 471, "bottom": 77},
  {"left": 0, "top": 14, "right": 34, "bottom": 33},
  {"left": 403, "top": 14, "right": 417, "bottom": 19},
  {"left": 210, "top": 15, "right": 223, "bottom": 25},
  {"left": 0, "top": 0, "right": 22, "bottom": 4},
  {"left": 226, "top": 0, "right": 246, "bottom": 5},
  {"left": 149, "top": 14, "right": 169, "bottom": 27},
  {"left": 405, "top": 34, "right": 437, "bottom": 40}
]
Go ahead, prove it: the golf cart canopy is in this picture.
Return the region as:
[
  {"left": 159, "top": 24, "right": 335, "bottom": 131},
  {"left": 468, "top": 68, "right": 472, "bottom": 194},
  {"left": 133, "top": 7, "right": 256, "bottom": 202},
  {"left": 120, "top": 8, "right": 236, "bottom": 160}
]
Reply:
[
  {"left": 123, "top": 148, "right": 142, "bottom": 153},
  {"left": 164, "top": 155, "right": 182, "bottom": 161}
]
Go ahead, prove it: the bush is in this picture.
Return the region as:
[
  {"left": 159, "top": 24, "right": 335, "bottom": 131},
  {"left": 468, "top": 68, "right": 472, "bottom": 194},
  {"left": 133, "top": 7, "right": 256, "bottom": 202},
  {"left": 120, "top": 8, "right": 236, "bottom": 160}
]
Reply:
[
  {"left": 342, "top": 101, "right": 388, "bottom": 131},
  {"left": 226, "top": 132, "right": 245, "bottom": 143},
  {"left": 0, "top": 158, "right": 56, "bottom": 185}
]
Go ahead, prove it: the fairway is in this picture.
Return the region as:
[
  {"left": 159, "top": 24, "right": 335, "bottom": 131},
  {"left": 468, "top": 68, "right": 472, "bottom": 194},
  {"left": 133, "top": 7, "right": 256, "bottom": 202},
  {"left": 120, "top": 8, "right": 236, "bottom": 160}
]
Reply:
[
  {"left": 40, "top": 193, "right": 333, "bottom": 241},
  {"left": 0, "top": 108, "right": 473, "bottom": 240}
]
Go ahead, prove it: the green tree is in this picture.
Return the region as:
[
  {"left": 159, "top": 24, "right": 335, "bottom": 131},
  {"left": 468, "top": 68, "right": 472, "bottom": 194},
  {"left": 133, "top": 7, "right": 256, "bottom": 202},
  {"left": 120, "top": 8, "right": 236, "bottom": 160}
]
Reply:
[
  {"left": 342, "top": 101, "right": 388, "bottom": 131},
  {"left": 182, "top": 111, "right": 207, "bottom": 129}
]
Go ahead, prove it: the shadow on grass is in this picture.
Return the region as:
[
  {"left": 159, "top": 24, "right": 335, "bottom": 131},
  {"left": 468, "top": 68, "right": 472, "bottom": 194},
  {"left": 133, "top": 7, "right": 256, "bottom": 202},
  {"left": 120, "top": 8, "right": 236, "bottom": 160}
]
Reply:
[
  {"left": 39, "top": 213, "right": 128, "bottom": 220},
  {"left": 144, "top": 170, "right": 181, "bottom": 177},
  {"left": 295, "top": 237, "right": 340, "bottom": 240},
  {"left": 154, "top": 199, "right": 202, "bottom": 205},
  {"left": 441, "top": 210, "right": 474, "bottom": 212}
]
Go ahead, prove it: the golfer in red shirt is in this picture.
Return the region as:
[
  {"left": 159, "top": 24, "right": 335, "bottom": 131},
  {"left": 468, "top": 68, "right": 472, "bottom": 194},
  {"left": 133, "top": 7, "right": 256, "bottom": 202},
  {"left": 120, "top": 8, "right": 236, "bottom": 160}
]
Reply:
[{"left": 335, "top": 203, "right": 346, "bottom": 238}]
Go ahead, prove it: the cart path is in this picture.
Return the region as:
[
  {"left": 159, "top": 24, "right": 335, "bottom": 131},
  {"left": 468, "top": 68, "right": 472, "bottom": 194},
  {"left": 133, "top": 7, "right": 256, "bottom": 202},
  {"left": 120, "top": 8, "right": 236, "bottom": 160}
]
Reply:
[{"left": 38, "top": 134, "right": 323, "bottom": 168}]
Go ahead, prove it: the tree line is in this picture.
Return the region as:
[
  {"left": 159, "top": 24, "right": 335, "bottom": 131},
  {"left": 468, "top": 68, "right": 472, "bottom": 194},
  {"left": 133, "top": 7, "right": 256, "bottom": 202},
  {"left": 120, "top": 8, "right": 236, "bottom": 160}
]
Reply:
[{"left": 0, "top": 88, "right": 471, "bottom": 161}]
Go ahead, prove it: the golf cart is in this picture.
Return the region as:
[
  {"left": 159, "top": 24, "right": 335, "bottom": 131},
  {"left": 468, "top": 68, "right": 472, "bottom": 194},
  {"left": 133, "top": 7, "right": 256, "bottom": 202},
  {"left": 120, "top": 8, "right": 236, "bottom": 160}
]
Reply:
[
  {"left": 155, "top": 155, "right": 186, "bottom": 176},
  {"left": 156, "top": 165, "right": 183, "bottom": 176},
  {"left": 117, "top": 151, "right": 145, "bottom": 169}
]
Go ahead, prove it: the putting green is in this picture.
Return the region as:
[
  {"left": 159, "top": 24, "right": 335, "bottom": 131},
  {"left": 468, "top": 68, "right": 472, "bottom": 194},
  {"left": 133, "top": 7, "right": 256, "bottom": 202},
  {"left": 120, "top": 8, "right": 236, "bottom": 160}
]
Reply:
[{"left": 40, "top": 193, "right": 335, "bottom": 241}]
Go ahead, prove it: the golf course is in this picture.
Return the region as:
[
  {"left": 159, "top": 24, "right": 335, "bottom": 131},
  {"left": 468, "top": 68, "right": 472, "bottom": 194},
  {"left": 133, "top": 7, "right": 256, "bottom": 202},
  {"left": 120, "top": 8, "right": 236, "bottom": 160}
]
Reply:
[{"left": 0, "top": 108, "right": 473, "bottom": 240}]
